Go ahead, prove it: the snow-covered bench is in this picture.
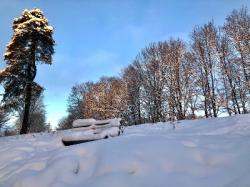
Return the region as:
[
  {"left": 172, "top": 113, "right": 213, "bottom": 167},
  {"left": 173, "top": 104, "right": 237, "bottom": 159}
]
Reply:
[{"left": 62, "top": 118, "right": 122, "bottom": 146}]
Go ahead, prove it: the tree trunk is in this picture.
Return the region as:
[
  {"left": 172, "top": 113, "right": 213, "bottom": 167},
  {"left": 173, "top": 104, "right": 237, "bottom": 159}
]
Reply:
[
  {"left": 20, "top": 37, "right": 37, "bottom": 134},
  {"left": 204, "top": 96, "right": 209, "bottom": 118},
  {"left": 20, "top": 82, "right": 32, "bottom": 134}
]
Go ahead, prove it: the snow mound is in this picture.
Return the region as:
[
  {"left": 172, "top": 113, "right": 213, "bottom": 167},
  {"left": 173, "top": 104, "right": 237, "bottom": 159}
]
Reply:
[{"left": 0, "top": 114, "right": 250, "bottom": 187}]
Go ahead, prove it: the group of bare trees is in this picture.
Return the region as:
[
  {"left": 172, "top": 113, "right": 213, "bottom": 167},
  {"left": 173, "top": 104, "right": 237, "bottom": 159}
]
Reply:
[
  {"left": 124, "top": 39, "right": 196, "bottom": 124},
  {"left": 57, "top": 77, "right": 127, "bottom": 129},
  {"left": 59, "top": 7, "right": 249, "bottom": 128}
]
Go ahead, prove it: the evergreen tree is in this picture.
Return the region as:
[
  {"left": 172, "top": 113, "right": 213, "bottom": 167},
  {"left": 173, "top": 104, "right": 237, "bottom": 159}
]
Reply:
[{"left": 0, "top": 8, "right": 55, "bottom": 134}]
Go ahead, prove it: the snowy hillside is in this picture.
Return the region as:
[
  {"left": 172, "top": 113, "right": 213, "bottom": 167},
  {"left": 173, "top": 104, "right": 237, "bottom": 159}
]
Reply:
[{"left": 0, "top": 114, "right": 250, "bottom": 187}]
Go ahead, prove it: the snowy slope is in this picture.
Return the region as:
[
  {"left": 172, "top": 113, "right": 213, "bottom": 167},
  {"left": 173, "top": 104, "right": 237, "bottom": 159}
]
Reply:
[{"left": 0, "top": 114, "right": 250, "bottom": 187}]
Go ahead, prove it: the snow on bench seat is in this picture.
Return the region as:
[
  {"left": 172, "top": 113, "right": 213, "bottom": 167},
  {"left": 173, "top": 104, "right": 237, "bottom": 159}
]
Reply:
[
  {"left": 72, "top": 118, "right": 121, "bottom": 128},
  {"left": 72, "top": 119, "right": 96, "bottom": 127}
]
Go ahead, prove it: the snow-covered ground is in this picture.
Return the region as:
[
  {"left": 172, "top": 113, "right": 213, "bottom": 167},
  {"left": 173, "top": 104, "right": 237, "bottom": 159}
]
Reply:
[{"left": 0, "top": 114, "right": 250, "bottom": 187}]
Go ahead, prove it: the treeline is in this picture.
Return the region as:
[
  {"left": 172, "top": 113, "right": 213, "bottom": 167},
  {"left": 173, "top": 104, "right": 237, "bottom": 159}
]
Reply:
[{"left": 58, "top": 7, "right": 250, "bottom": 129}]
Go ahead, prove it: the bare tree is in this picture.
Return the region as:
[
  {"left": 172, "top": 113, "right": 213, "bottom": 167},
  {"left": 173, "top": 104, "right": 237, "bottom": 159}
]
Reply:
[
  {"left": 84, "top": 77, "right": 126, "bottom": 120},
  {"left": 191, "top": 22, "right": 220, "bottom": 117},
  {"left": 217, "top": 34, "right": 243, "bottom": 115},
  {"left": 123, "top": 64, "right": 143, "bottom": 125},
  {"left": 224, "top": 6, "right": 250, "bottom": 88},
  {"left": 223, "top": 6, "right": 250, "bottom": 113}
]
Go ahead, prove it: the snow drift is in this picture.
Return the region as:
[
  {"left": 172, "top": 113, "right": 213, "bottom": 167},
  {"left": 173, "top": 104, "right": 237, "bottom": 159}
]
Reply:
[{"left": 0, "top": 114, "right": 250, "bottom": 187}]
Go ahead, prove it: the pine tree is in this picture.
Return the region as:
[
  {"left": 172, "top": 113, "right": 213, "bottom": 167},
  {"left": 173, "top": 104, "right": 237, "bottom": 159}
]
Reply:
[{"left": 0, "top": 8, "right": 55, "bottom": 134}]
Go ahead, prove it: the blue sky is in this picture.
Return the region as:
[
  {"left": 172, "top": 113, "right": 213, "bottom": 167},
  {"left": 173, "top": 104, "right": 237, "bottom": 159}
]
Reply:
[{"left": 0, "top": 0, "right": 249, "bottom": 128}]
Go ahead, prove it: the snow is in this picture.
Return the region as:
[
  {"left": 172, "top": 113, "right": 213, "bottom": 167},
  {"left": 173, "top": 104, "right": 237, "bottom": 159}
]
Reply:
[
  {"left": 73, "top": 119, "right": 96, "bottom": 127},
  {"left": 62, "top": 127, "right": 120, "bottom": 142},
  {"left": 72, "top": 118, "right": 121, "bottom": 128},
  {"left": 0, "top": 114, "right": 250, "bottom": 187}
]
